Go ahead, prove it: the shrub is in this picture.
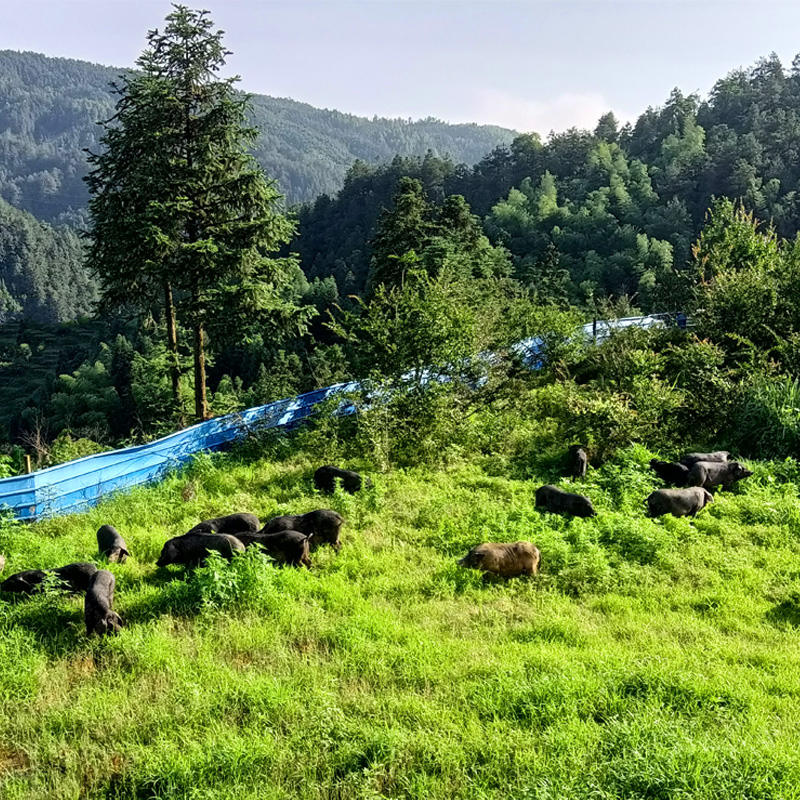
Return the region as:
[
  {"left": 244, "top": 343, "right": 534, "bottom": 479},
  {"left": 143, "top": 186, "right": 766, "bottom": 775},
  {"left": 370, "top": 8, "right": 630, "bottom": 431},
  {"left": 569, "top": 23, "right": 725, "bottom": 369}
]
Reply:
[
  {"left": 190, "top": 548, "right": 277, "bottom": 611},
  {"left": 48, "top": 431, "right": 110, "bottom": 466}
]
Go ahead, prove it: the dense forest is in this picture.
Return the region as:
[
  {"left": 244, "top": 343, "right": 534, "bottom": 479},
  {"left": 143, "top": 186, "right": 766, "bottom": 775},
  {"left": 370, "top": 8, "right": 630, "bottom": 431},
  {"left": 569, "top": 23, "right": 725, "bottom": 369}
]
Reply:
[
  {"left": 3, "top": 45, "right": 800, "bottom": 462},
  {"left": 0, "top": 49, "right": 515, "bottom": 225},
  {"left": 297, "top": 53, "right": 800, "bottom": 304},
  {"left": 0, "top": 196, "right": 94, "bottom": 323}
]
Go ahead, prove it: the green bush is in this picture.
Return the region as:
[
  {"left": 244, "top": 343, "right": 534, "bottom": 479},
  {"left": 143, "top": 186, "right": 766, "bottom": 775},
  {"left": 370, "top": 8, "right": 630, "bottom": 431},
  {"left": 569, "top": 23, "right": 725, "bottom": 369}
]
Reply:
[
  {"left": 191, "top": 548, "right": 277, "bottom": 610},
  {"left": 48, "top": 431, "right": 110, "bottom": 466}
]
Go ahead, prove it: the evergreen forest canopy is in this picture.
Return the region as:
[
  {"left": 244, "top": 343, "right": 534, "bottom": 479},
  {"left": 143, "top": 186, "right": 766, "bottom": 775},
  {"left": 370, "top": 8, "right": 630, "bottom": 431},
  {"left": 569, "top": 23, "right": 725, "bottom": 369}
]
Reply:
[
  {"left": 297, "top": 52, "right": 800, "bottom": 304},
  {"left": 0, "top": 49, "right": 515, "bottom": 226},
  {"left": 4, "top": 38, "right": 800, "bottom": 461}
]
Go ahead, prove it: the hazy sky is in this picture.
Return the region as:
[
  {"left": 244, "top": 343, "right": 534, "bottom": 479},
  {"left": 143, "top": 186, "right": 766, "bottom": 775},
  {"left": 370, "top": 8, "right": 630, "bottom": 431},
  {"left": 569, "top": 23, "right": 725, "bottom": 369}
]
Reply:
[{"left": 3, "top": 0, "right": 800, "bottom": 135}]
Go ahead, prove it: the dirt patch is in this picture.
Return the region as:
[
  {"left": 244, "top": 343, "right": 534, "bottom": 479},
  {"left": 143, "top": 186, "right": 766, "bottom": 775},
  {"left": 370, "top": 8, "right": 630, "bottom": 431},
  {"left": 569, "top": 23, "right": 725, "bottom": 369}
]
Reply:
[{"left": 0, "top": 745, "right": 30, "bottom": 774}]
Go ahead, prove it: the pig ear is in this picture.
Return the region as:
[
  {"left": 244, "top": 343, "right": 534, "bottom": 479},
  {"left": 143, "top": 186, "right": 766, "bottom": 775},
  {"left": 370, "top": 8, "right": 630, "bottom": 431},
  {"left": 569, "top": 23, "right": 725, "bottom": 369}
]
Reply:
[{"left": 94, "top": 619, "right": 108, "bottom": 635}]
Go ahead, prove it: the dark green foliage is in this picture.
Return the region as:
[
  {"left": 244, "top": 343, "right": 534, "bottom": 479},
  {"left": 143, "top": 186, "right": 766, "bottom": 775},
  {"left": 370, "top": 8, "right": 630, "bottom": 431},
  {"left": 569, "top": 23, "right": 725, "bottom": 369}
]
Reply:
[
  {"left": 295, "top": 153, "right": 462, "bottom": 294},
  {"left": 0, "top": 196, "right": 94, "bottom": 323},
  {"left": 297, "top": 52, "right": 800, "bottom": 313},
  {"left": 368, "top": 179, "right": 510, "bottom": 293},
  {"left": 0, "top": 50, "right": 514, "bottom": 224},
  {"left": 688, "top": 199, "right": 800, "bottom": 362},
  {"left": 485, "top": 144, "right": 675, "bottom": 305}
]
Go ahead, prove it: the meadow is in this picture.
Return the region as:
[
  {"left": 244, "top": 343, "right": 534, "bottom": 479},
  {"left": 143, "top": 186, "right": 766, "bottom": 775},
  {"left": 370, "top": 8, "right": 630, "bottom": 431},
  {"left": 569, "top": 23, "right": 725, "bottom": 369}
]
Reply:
[{"left": 2, "top": 442, "right": 800, "bottom": 799}]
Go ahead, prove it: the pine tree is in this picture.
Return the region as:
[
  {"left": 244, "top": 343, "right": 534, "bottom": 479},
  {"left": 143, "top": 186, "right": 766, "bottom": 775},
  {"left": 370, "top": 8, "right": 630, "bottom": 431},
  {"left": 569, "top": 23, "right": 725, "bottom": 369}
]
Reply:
[{"left": 85, "top": 5, "right": 299, "bottom": 421}]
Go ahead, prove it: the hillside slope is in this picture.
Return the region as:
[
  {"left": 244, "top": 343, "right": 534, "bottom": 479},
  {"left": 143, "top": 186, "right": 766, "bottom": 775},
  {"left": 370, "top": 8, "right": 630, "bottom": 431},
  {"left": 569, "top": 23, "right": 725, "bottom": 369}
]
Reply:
[
  {"left": 0, "top": 50, "right": 515, "bottom": 225},
  {"left": 1, "top": 444, "right": 800, "bottom": 797},
  {"left": 0, "top": 196, "right": 94, "bottom": 323}
]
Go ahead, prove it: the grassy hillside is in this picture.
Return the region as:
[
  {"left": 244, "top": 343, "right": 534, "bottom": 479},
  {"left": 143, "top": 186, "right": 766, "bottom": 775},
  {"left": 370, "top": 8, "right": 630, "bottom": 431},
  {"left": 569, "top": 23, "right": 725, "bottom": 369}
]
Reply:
[{"left": 2, "top": 442, "right": 800, "bottom": 798}]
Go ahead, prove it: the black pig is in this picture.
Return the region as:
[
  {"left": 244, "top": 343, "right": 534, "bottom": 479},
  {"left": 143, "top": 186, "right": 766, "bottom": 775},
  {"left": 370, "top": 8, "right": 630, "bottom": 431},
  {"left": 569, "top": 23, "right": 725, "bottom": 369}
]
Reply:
[
  {"left": 157, "top": 533, "right": 245, "bottom": 568},
  {"left": 647, "top": 487, "right": 714, "bottom": 518},
  {"left": 259, "top": 509, "right": 345, "bottom": 551},
  {"left": 314, "top": 466, "right": 365, "bottom": 494},
  {"left": 535, "top": 485, "right": 596, "bottom": 518},
  {"left": 649, "top": 459, "right": 690, "bottom": 487},
  {"left": 688, "top": 461, "right": 753, "bottom": 491},
  {"left": 235, "top": 530, "right": 312, "bottom": 567},
  {"left": 84, "top": 570, "right": 123, "bottom": 636},
  {"left": 97, "top": 525, "right": 129, "bottom": 563}
]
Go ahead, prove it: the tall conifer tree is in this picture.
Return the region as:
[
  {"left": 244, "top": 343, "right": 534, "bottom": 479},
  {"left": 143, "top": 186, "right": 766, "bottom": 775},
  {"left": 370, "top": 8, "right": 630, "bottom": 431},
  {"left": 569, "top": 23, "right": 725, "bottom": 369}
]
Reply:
[{"left": 85, "top": 5, "right": 299, "bottom": 421}]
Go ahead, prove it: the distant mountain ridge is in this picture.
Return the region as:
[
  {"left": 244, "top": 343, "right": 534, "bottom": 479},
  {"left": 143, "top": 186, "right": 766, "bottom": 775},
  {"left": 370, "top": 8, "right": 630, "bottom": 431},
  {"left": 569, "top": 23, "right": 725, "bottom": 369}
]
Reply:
[{"left": 0, "top": 49, "right": 516, "bottom": 225}]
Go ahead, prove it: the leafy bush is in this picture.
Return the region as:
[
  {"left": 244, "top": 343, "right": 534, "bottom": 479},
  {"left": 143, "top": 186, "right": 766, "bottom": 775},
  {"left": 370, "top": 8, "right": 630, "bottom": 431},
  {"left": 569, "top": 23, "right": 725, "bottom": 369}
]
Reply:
[
  {"left": 48, "top": 431, "right": 110, "bottom": 466},
  {"left": 190, "top": 548, "right": 277, "bottom": 610}
]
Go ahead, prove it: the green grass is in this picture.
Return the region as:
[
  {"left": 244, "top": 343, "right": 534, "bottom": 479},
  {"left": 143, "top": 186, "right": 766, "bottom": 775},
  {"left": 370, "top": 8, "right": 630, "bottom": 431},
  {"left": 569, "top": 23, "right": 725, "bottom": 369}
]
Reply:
[{"left": 2, "top": 444, "right": 800, "bottom": 798}]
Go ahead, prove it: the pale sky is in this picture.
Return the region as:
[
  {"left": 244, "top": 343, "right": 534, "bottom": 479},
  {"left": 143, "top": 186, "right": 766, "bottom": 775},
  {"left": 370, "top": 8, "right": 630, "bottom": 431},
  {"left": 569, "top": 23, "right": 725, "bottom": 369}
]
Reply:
[{"left": 3, "top": 0, "right": 800, "bottom": 135}]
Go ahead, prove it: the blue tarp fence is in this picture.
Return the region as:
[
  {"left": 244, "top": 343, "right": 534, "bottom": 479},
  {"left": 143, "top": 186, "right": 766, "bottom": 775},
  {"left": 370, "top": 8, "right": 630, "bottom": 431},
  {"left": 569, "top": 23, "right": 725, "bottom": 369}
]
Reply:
[
  {"left": 0, "top": 313, "right": 686, "bottom": 522},
  {"left": 0, "top": 380, "right": 359, "bottom": 522}
]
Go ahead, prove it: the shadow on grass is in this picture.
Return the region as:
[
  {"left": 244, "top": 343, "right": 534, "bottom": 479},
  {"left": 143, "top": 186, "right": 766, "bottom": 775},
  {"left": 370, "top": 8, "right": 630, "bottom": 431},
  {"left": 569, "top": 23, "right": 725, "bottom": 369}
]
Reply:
[
  {"left": 766, "top": 599, "right": 800, "bottom": 628},
  {"left": 0, "top": 593, "right": 86, "bottom": 657},
  {"left": 120, "top": 569, "right": 204, "bottom": 625}
]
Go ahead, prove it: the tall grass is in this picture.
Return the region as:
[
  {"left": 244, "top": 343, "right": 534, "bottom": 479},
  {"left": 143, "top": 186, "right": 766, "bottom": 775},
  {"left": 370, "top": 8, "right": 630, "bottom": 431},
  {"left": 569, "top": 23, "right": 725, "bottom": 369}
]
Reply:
[
  {"left": 732, "top": 375, "right": 800, "bottom": 459},
  {"left": 1, "top": 445, "right": 800, "bottom": 798}
]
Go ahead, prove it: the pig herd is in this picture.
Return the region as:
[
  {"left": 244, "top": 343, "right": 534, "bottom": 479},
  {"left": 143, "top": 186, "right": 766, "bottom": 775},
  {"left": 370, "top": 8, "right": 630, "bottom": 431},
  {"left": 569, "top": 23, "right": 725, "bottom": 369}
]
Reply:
[
  {"left": 458, "top": 449, "right": 753, "bottom": 581},
  {"left": 0, "top": 455, "right": 756, "bottom": 630},
  {"left": 0, "top": 465, "right": 356, "bottom": 637},
  {"left": 534, "top": 448, "right": 752, "bottom": 521}
]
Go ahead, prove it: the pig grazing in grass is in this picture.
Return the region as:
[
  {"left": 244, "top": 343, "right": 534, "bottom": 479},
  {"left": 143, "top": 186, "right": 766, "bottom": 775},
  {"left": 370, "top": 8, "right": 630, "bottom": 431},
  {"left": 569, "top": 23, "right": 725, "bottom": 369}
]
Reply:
[
  {"left": 649, "top": 459, "right": 691, "bottom": 487},
  {"left": 84, "top": 570, "right": 123, "bottom": 637},
  {"left": 1, "top": 563, "right": 98, "bottom": 595},
  {"left": 259, "top": 509, "right": 345, "bottom": 551},
  {"left": 688, "top": 461, "right": 753, "bottom": 491},
  {"left": 535, "top": 485, "right": 596, "bottom": 518},
  {"left": 314, "top": 466, "right": 365, "bottom": 494},
  {"left": 157, "top": 533, "right": 245, "bottom": 569},
  {"left": 647, "top": 487, "right": 714, "bottom": 518},
  {"left": 97, "top": 525, "right": 129, "bottom": 563},
  {"left": 235, "top": 530, "right": 312, "bottom": 568},
  {"left": 458, "top": 541, "right": 541, "bottom": 578},
  {"left": 1, "top": 569, "right": 48, "bottom": 595},
  {"left": 184, "top": 513, "right": 260, "bottom": 536}
]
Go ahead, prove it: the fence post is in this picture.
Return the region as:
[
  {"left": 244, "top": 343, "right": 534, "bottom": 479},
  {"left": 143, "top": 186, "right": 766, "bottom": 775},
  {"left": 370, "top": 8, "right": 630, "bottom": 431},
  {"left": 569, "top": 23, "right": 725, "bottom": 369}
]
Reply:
[
  {"left": 592, "top": 317, "right": 597, "bottom": 345},
  {"left": 24, "top": 455, "right": 32, "bottom": 474}
]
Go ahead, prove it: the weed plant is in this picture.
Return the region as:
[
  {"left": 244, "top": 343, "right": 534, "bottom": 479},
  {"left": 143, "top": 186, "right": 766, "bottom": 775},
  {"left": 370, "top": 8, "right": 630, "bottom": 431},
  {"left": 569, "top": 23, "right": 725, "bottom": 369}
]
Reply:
[{"left": 1, "top": 443, "right": 800, "bottom": 798}]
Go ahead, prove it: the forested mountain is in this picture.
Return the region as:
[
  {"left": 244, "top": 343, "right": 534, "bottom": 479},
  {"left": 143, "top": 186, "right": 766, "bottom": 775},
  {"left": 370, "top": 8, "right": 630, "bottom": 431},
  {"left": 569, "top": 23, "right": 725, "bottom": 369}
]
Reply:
[
  {"left": 0, "top": 50, "right": 515, "bottom": 225},
  {"left": 0, "top": 196, "right": 94, "bottom": 323},
  {"left": 297, "top": 54, "right": 800, "bottom": 305}
]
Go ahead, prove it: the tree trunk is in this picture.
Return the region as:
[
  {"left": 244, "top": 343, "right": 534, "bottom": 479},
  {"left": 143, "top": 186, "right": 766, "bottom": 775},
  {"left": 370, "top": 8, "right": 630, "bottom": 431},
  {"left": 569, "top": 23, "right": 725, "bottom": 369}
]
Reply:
[
  {"left": 164, "top": 282, "right": 184, "bottom": 424},
  {"left": 193, "top": 319, "right": 208, "bottom": 421}
]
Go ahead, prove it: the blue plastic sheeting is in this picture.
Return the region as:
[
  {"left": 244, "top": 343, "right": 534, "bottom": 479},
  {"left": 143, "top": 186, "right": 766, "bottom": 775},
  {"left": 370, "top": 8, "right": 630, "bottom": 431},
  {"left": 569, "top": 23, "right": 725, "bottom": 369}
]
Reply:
[
  {"left": 0, "top": 380, "right": 360, "bottom": 522},
  {"left": 0, "top": 313, "right": 686, "bottom": 522}
]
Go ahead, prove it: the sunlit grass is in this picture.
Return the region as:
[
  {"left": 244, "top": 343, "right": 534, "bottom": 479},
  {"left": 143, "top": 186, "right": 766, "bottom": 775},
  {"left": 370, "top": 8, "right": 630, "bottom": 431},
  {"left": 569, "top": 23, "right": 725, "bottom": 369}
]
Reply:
[{"left": 1, "top": 444, "right": 800, "bottom": 798}]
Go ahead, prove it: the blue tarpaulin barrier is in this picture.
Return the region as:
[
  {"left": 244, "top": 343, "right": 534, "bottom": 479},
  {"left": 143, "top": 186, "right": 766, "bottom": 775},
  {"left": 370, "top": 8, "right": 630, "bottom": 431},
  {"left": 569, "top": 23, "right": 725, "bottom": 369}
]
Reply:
[
  {"left": 0, "top": 380, "right": 359, "bottom": 521},
  {"left": 0, "top": 313, "right": 686, "bottom": 522}
]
